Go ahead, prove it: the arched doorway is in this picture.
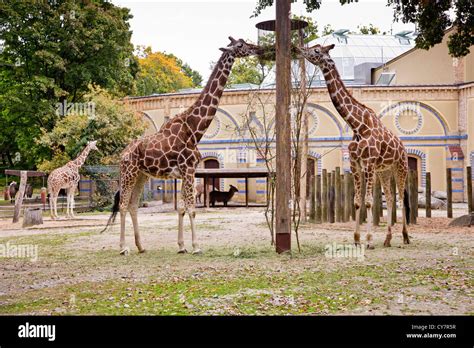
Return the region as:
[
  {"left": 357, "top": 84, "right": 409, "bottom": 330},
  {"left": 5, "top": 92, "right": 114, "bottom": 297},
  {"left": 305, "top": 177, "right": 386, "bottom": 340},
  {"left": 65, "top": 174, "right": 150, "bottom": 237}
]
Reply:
[
  {"left": 408, "top": 156, "right": 418, "bottom": 172},
  {"left": 306, "top": 157, "right": 316, "bottom": 199},
  {"left": 204, "top": 158, "right": 219, "bottom": 190}
]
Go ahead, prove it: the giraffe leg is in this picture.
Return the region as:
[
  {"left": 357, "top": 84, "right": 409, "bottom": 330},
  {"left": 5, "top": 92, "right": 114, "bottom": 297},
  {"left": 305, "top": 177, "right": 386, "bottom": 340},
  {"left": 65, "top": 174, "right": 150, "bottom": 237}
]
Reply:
[
  {"left": 53, "top": 192, "right": 59, "bottom": 219},
  {"left": 182, "top": 173, "right": 201, "bottom": 254},
  {"left": 70, "top": 186, "right": 76, "bottom": 219},
  {"left": 50, "top": 191, "right": 58, "bottom": 220},
  {"left": 351, "top": 159, "right": 362, "bottom": 245},
  {"left": 379, "top": 171, "right": 393, "bottom": 247},
  {"left": 397, "top": 167, "right": 410, "bottom": 244},
  {"left": 65, "top": 189, "right": 70, "bottom": 218},
  {"left": 118, "top": 177, "right": 136, "bottom": 255},
  {"left": 129, "top": 173, "right": 147, "bottom": 253},
  {"left": 177, "top": 202, "right": 187, "bottom": 253},
  {"left": 363, "top": 164, "right": 376, "bottom": 249}
]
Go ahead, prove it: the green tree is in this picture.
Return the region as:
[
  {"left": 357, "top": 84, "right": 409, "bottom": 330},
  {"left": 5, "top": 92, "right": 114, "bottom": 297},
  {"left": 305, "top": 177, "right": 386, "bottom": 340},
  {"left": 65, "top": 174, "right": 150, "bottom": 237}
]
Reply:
[
  {"left": 227, "top": 15, "right": 318, "bottom": 86},
  {"left": 322, "top": 24, "right": 335, "bottom": 36},
  {"left": 37, "top": 88, "right": 145, "bottom": 172},
  {"left": 253, "top": 0, "right": 473, "bottom": 57},
  {"left": 0, "top": 0, "right": 138, "bottom": 167},
  {"left": 134, "top": 46, "right": 194, "bottom": 95},
  {"left": 357, "top": 24, "right": 384, "bottom": 35}
]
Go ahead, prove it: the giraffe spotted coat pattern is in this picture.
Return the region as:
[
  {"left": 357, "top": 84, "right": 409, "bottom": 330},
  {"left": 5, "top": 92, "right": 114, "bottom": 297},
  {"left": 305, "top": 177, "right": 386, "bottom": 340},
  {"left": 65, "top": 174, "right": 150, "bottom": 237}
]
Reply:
[
  {"left": 104, "top": 37, "right": 264, "bottom": 255},
  {"left": 298, "top": 44, "right": 410, "bottom": 248},
  {"left": 47, "top": 141, "right": 98, "bottom": 220}
]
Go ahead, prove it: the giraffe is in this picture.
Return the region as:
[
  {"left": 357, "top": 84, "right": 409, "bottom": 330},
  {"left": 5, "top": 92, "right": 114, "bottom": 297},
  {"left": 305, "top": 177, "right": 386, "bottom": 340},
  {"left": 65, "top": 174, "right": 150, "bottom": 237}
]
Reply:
[
  {"left": 102, "top": 37, "right": 264, "bottom": 255},
  {"left": 48, "top": 140, "right": 98, "bottom": 220},
  {"left": 297, "top": 44, "right": 410, "bottom": 248}
]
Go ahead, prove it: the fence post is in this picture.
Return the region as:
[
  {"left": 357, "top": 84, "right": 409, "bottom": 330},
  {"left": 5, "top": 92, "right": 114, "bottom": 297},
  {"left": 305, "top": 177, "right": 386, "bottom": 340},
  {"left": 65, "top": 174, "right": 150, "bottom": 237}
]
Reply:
[
  {"left": 414, "top": 170, "right": 419, "bottom": 218},
  {"left": 329, "top": 171, "right": 335, "bottom": 223},
  {"left": 335, "top": 167, "right": 341, "bottom": 222},
  {"left": 315, "top": 174, "right": 322, "bottom": 223},
  {"left": 447, "top": 168, "right": 453, "bottom": 218},
  {"left": 373, "top": 177, "right": 381, "bottom": 226},
  {"left": 344, "top": 172, "right": 350, "bottom": 222},
  {"left": 350, "top": 173, "right": 356, "bottom": 221},
  {"left": 409, "top": 170, "right": 417, "bottom": 224},
  {"left": 426, "top": 172, "right": 431, "bottom": 218},
  {"left": 321, "top": 169, "right": 327, "bottom": 223},
  {"left": 467, "top": 166, "right": 472, "bottom": 214},
  {"left": 310, "top": 173, "right": 316, "bottom": 221}
]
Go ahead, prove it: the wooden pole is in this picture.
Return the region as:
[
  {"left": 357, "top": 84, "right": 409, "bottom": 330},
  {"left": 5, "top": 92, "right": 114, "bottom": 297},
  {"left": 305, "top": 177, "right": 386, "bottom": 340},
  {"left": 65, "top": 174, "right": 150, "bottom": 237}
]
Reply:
[
  {"left": 275, "top": 0, "right": 292, "bottom": 253},
  {"left": 373, "top": 177, "right": 381, "bottom": 226},
  {"left": 335, "top": 167, "right": 341, "bottom": 222},
  {"left": 409, "top": 170, "right": 417, "bottom": 224},
  {"left": 425, "top": 172, "right": 431, "bottom": 218},
  {"left": 309, "top": 173, "right": 316, "bottom": 221},
  {"left": 329, "top": 171, "right": 335, "bottom": 223},
  {"left": 315, "top": 174, "right": 322, "bottom": 223},
  {"left": 12, "top": 170, "right": 27, "bottom": 223},
  {"left": 467, "top": 166, "right": 472, "bottom": 214},
  {"left": 447, "top": 168, "right": 453, "bottom": 218},
  {"left": 321, "top": 169, "right": 328, "bottom": 223},
  {"left": 414, "top": 170, "right": 419, "bottom": 218},
  {"left": 344, "top": 172, "right": 350, "bottom": 222},
  {"left": 298, "top": 28, "right": 308, "bottom": 223},
  {"left": 391, "top": 175, "right": 397, "bottom": 225},
  {"left": 350, "top": 173, "right": 356, "bottom": 221}
]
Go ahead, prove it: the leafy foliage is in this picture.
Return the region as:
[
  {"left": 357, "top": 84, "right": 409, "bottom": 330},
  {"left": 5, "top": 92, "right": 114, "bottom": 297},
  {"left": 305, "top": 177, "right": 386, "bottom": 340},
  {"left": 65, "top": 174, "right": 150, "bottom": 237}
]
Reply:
[
  {"left": 134, "top": 46, "right": 195, "bottom": 96},
  {"left": 357, "top": 24, "right": 383, "bottom": 35},
  {"left": 37, "top": 88, "right": 145, "bottom": 173},
  {"left": 253, "top": 0, "right": 473, "bottom": 57},
  {"left": 0, "top": 0, "right": 138, "bottom": 168}
]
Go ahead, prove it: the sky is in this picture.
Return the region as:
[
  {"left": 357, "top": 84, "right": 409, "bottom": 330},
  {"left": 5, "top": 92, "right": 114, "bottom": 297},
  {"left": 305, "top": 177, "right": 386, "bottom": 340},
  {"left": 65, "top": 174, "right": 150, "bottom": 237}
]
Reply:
[{"left": 113, "top": 0, "right": 416, "bottom": 81}]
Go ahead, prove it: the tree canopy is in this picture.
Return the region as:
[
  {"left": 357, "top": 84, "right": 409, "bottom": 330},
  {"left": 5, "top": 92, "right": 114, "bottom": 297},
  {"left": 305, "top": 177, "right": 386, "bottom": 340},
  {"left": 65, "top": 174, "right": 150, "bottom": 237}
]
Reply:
[
  {"left": 0, "top": 0, "right": 138, "bottom": 167},
  {"left": 253, "top": 0, "right": 473, "bottom": 57},
  {"left": 37, "top": 88, "right": 145, "bottom": 173},
  {"left": 134, "top": 46, "right": 200, "bottom": 96}
]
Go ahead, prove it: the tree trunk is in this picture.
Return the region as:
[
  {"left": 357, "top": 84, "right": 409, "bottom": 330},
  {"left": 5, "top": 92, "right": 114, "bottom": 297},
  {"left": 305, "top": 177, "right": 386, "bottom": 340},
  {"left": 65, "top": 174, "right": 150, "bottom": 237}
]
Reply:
[{"left": 23, "top": 208, "right": 44, "bottom": 227}]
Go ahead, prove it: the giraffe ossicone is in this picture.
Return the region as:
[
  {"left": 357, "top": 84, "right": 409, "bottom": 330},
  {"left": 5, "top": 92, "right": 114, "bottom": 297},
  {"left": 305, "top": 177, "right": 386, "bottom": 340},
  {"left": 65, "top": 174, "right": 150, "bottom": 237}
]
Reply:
[
  {"left": 47, "top": 140, "right": 98, "bottom": 220},
  {"left": 298, "top": 44, "right": 410, "bottom": 248},
  {"left": 102, "top": 37, "right": 265, "bottom": 255}
]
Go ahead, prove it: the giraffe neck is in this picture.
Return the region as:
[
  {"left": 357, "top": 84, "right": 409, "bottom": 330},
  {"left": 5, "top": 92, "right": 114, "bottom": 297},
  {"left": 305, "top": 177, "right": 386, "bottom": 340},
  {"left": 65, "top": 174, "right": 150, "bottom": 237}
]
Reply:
[
  {"left": 320, "top": 59, "right": 368, "bottom": 132},
  {"left": 71, "top": 145, "right": 92, "bottom": 168},
  {"left": 186, "top": 51, "right": 235, "bottom": 143}
]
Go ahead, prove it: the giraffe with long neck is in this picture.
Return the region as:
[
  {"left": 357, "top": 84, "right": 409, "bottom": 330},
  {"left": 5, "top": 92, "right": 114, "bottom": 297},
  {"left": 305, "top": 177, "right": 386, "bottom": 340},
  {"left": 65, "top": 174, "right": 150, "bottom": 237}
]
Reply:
[
  {"left": 298, "top": 44, "right": 410, "bottom": 248},
  {"left": 48, "top": 140, "right": 98, "bottom": 220},
  {"left": 103, "top": 37, "right": 264, "bottom": 255}
]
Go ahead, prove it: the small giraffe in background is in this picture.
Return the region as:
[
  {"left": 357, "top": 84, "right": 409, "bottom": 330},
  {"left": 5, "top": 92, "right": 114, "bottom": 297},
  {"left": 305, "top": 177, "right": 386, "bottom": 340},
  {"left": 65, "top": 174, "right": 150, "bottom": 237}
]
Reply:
[
  {"left": 102, "top": 37, "right": 264, "bottom": 255},
  {"left": 48, "top": 141, "right": 98, "bottom": 219},
  {"left": 298, "top": 44, "right": 410, "bottom": 248}
]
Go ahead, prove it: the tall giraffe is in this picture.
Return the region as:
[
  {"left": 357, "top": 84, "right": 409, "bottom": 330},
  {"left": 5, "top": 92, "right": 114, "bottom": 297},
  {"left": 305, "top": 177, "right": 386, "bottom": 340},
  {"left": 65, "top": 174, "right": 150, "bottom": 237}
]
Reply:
[
  {"left": 298, "top": 44, "right": 410, "bottom": 248},
  {"left": 48, "top": 140, "right": 98, "bottom": 220},
  {"left": 103, "top": 37, "right": 264, "bottom": 255}
]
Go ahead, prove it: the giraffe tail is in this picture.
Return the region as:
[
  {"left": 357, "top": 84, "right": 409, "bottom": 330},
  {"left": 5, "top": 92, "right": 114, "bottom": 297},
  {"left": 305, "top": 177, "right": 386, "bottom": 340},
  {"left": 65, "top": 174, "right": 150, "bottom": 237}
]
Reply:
[
  {"left": 100, "top": 190, "right": 120, "bottom": 233},
  {"left": 404, "top": 189, "right": 410, "bottom": 225}
]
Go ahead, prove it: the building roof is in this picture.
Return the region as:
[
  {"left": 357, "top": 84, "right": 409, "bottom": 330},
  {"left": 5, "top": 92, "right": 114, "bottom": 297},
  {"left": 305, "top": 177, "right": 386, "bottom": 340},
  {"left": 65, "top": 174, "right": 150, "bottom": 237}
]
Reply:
[{"left": 262, "top": 30, "right": 416, "bottom": 87}]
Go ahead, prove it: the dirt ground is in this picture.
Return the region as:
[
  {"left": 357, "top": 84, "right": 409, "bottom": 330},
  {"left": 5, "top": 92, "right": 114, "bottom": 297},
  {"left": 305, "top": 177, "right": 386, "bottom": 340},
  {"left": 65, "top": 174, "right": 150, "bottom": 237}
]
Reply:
[{"left": 0, "top": 205, "right": 472, "bottom": 315}]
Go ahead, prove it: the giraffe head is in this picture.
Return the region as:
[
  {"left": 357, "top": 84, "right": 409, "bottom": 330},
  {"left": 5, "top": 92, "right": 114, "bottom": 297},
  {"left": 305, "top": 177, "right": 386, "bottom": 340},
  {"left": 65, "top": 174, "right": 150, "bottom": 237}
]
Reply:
[
  {"left": 219, "top": 37, "right": 264, "bottom": 58},
  {"left": 87, "top": 140, "right": 98, "bottom": 151},
  {"left": 297, "top": 44, "right": 335, "bottom": 67}
]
